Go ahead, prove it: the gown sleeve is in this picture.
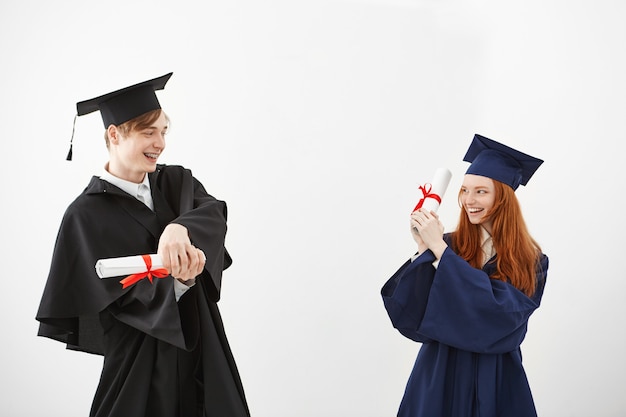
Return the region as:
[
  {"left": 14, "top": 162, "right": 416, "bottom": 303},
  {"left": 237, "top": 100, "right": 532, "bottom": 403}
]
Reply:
[
  {"left": 381, "top": 251, "right": 438, "bottom": 344},
  {"left": 382, "top": 247, "right": 548, "bottom": 354},
  {"left": 36, "top": 201, "right": 128, "bottom": 354},
  {"left": 156, "top": 167, "right": 232, "bottom": 302}
]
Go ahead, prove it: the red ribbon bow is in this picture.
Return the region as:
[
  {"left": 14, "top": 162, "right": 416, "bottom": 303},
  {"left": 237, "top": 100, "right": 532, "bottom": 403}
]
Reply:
[
  {"left": 412, "top": 183, "right": 442, "bottom": 213},
  {"left": 119, "top": 254, "right": 170, "bottom": 289}
]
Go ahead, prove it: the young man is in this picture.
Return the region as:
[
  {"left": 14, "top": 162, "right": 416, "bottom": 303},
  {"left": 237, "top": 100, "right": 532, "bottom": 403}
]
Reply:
[{"left": 36, "top": 73, "right": 250, "bottom": 417}]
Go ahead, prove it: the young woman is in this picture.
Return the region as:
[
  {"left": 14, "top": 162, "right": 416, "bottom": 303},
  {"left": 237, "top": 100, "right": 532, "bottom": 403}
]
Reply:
[
  {"left": 382, "top": 134, "right": 548, "bottom": 417},
  {"left": 36, "top": 73, "right": 250, "bottom": 417}
]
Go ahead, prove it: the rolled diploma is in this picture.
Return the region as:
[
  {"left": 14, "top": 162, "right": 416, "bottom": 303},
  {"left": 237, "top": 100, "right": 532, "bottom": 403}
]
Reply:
[
  {"left": 417, "top": 167, "right": 452, "bottom": 213},
  {"left": 95, "top": 254, "right": 163, "bottom": 279}
]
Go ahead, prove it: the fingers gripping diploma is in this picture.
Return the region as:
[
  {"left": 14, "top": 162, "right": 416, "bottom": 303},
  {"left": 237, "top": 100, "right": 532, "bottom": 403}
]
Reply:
[
  {"left": 410, "top": 208, "right": 447, "bottom": 259},
  {"left": 158, "top": 223, "right": 206, "bottom": 285}
]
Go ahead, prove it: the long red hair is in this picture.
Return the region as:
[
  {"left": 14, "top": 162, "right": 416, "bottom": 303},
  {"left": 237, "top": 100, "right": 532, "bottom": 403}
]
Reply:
[{"left": 451, "top": 180, "right": 541, "bottom": 296}]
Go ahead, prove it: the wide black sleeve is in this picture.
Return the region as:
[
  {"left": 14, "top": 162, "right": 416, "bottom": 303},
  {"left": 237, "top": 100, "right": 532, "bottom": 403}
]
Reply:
[
  {"left": 157, "top": 166, "right": 231, "bottom": 302},
  {"left": 36, "top": 200, "right": 132, "bottom": 354}
]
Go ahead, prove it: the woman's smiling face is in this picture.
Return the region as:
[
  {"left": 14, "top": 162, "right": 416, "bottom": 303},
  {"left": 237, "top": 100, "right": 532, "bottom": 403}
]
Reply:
[{"left": 460, "top": 174, "right": 496, "bottom": 232}]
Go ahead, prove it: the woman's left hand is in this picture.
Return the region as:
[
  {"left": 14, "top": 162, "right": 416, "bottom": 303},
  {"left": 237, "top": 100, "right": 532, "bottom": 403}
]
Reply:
[{"left": 410, "top": 208, "right": 447, "bottom": 259}]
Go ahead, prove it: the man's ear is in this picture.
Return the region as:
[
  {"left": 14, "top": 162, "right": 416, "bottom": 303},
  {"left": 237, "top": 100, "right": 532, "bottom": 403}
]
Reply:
[{"left": 107, "top": 125, "right": 119, "bottom": 144}]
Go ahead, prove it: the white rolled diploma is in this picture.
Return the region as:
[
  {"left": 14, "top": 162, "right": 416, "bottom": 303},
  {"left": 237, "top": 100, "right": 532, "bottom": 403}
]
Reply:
[
  {"left": 414, "top": 167, "right": 452, "bottom": 213},
  {"left": 95, "top": 254, "right": 164, "bottom": 279}
]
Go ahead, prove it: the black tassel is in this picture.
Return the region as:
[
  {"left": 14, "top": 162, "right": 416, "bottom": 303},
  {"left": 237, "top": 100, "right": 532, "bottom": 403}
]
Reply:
[{"left": 66, "top": 114, "right": 77, "bottom": 161}]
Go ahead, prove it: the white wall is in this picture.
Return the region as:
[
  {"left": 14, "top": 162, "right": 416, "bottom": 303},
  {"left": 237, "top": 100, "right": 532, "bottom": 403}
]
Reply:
[{"left": 2, "top": 0, "right": 625, "bottom": 416}]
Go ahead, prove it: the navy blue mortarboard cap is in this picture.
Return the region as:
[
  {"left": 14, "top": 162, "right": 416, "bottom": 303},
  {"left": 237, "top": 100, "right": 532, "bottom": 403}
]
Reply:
[
  {"left": 67, "top": 72, "right": 173, "bottom": 160},
  {"left": 463, "top": 134, "right": 543, "bottom": 190}
]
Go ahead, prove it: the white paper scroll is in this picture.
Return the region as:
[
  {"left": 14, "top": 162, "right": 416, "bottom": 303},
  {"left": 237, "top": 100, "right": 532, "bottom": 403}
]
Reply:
[
  {"left": 412, "top": 167, "right": 452, "bottom": 213},
  {"left": 95, "top": 254, "right": 163, "bottom": 279}
]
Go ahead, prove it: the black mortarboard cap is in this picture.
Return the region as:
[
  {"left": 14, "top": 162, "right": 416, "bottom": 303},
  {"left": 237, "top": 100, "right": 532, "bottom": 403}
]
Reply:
[
  {"left": 76, "top": 72, "right": 172, "bottom": 127},
  {"left": 67, "top": 72, "right": 173, "bottom": 160},
  {"left": 463, "top": 134, "right": 544, "bottom": 190}
]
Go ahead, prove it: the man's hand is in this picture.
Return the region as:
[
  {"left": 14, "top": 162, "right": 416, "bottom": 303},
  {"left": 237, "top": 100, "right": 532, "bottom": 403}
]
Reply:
[{"left": 158, "top": 223, "right": 206, "bottom": 284}]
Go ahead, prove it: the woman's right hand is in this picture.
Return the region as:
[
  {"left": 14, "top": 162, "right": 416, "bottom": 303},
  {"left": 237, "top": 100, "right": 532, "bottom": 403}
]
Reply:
[
  {"left": 410, "top": 212, "right": 426, "bottom": 253},
  {"left": 410, "top": 208, "right": 447, "bottom": 258}
]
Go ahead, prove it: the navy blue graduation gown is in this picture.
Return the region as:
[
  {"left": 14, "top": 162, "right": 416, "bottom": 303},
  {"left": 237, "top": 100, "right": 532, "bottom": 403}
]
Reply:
[
  {"left": 381, "top": 235, "right": 548, "bottom": 417},
  {"left": 36, "top": 164, "right": 249, "bottom": 417}
]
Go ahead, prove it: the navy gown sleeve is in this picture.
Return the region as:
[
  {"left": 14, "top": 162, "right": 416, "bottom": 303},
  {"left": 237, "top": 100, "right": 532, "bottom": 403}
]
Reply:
[
  {"left": 382, "top": 247, "right": 548, "bottom": 354},
  {"left": 381, "top": 251, "right": 438, "bottom": 344}
]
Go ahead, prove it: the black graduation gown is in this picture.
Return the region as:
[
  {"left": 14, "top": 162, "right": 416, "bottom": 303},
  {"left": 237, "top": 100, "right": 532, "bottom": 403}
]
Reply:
[
  {"left": 36, "top": 164, "right": 250, "bottom": 417},
  {"left": 381, "top": 234, "right": 548, "bottom": 417}
]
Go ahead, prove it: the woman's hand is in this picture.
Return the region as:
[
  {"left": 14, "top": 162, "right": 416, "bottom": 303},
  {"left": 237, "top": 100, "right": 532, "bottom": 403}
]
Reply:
[
  {"left": 410, "top": 208, "right": 447, "bottom": 259},
  {"left": 158, "top": 223, "right": 206, "bottom": 284},
  {"left": 410, "top": 214, "right": 426, "bottom": 252}
]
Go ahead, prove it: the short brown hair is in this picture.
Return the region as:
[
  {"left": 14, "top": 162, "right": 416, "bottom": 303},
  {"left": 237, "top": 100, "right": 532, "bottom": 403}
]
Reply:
[{"left": 104, "top": 109, "right": 168, "bottom": 147}]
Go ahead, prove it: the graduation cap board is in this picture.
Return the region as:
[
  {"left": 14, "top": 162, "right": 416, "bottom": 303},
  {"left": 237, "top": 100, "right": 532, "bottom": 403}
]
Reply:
[
  {"left": 463, "top": 134, "right": 543, "bottom": 190},
  {"left": 67, "top": 72, "right": 173, "bottom": 160}
]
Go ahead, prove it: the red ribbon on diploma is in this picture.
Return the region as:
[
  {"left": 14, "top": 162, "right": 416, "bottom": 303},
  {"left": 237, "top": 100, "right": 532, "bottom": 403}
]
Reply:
[
  {"left": 412, "top": 183, "right": 442, "bottom": 213},
  {"left": 119, "top": 254, "right": 169, "bottom": 289}
]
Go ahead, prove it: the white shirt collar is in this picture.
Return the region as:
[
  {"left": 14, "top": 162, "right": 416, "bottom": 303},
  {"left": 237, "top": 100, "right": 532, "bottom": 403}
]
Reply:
[{"left": 100, "top": 165, "right": 153, "bottom": 210}]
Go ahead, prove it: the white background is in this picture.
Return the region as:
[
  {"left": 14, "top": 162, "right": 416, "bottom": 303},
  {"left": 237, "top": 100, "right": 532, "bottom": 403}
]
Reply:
[{"left": 2, "top": 0, "right": 625, "bottom": 416}]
